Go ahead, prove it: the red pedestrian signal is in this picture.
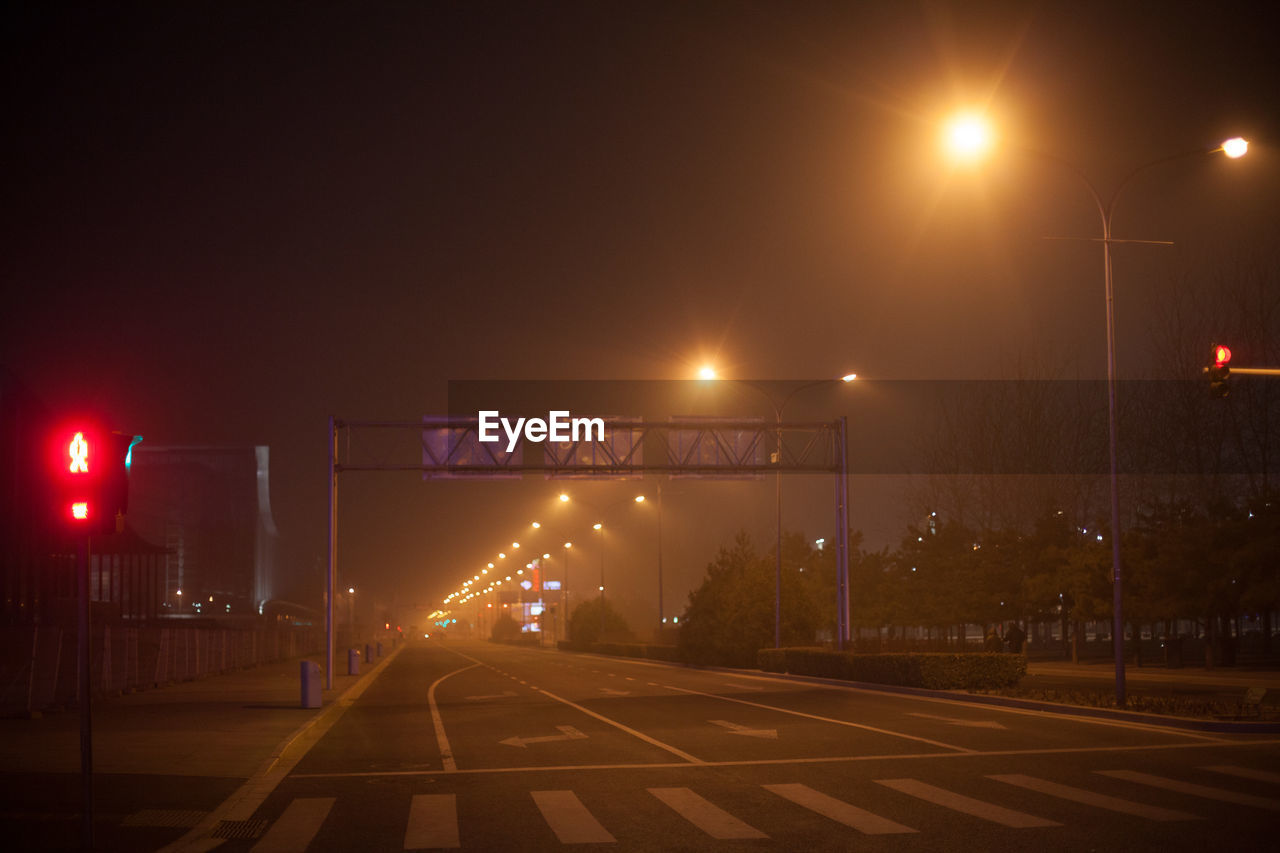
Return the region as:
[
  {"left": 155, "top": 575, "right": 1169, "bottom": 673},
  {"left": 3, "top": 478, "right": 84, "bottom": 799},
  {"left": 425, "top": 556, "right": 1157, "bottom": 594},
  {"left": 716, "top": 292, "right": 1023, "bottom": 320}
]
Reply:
[{"left": 50, "top": 424, "right": 136, "bottom": 535}]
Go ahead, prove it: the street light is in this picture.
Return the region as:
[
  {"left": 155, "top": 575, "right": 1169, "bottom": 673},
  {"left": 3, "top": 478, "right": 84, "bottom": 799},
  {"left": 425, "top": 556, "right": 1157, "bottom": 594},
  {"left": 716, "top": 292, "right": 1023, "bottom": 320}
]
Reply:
[
  {"left": 705, "top": 370, "right": 858, "bottom": 648},
  {"left": 560, "top": 493, "right": 644, "bottom": 642},
  {"left": 940, "top": 112, "right": 1248, "bottom": 705}
]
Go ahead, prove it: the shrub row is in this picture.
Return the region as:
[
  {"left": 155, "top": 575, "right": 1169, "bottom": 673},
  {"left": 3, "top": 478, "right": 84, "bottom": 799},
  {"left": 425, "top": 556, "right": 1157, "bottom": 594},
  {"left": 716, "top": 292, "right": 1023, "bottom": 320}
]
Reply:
[
  {"left": 555, "top": 641, "right": 681, "bottom": 662},
  {"left": 758, "top": 647, "right": 1026, "bottom": 690}
]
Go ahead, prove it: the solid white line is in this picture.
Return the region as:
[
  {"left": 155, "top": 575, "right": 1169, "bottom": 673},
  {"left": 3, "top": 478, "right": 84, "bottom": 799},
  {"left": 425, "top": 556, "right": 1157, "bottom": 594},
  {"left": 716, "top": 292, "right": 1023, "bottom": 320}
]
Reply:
[
  {"left": 876, "top": 778, "right": 1059, "bottom": 827},
  {"left": 763, "top": 783, "right": 916, "bottom": 834},
  {"left": 404, "top": 794, "right": 459, "bottom": 849},
  {"left": 1097, "top": 770, "right": 1280, "bottom": 811},
  {"left": 428, "top": 663, "right": 479, "bottom": 772},
  {"left": 1202, "top": 765, "right": 1280, "bottom": 784},
  {"left": 250, "top": 798, "right": 335, "bottom": 852},
  {"left": 288, "top": 737, "right": 1280, "bottom": 779},
  {"left": 530, "top": 790, "right": 616, "bottom": 844},
  {"left": 649, "top": 787, "right": 766, "bottom": 839},
  {"left": 661, "top": 682, "right": 973, "bottom": 753},
  {"left": 444, "top": 647, "right": 704, "bottom": 764},
  {"left": 535, "top": 685, "right": 705, "bottom": 764},
  {"left": 988, "top": 774, "right": 1199, "bottom": 821}
]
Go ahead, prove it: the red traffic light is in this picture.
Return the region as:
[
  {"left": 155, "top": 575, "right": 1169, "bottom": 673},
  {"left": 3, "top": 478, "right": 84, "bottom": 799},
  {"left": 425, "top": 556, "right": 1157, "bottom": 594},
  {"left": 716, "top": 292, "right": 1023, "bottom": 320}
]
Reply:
[
  {"left": 1214, "top": 345, "right": 1232, "bottom": 367},
  {"left": 50, "top": 424, "right": 135, "bottom": 535}
]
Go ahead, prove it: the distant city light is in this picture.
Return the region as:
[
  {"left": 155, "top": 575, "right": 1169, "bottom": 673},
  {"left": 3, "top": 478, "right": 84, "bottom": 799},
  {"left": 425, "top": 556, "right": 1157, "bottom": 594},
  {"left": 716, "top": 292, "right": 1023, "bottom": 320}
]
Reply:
[{"left": 698, "top": 365, "right": 717, "bottom": 380}]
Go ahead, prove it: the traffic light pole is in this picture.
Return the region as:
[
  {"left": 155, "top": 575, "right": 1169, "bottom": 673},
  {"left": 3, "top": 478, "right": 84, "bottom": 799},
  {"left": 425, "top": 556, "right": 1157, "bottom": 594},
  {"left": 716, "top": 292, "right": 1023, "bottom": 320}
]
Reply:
[{"left": 77, "top": 536, "right": 93, "bottom": 851}]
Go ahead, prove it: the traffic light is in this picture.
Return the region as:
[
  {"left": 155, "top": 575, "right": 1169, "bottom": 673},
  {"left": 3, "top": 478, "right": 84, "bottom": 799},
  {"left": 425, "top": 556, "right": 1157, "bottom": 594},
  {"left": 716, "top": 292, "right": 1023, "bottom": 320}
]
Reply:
[
  {"left": 1205, "top": 344, "right": 1231, "bottom": 398},
  {"left": 51, "top": 425, "right": 135, "bottom": 535}
]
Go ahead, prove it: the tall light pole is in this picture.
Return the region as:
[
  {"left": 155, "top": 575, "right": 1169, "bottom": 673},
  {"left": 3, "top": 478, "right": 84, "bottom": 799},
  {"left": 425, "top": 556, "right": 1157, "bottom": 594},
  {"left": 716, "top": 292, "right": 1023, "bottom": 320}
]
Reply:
[
  {"left": 705, "top": 373, "right": 857, "bottom": 648},
  {"left": 559, "top": 492, "right": 645, "bottom": 642},
  {"left": 942, "top": 114, "right": 1248, "bottom": 705}
]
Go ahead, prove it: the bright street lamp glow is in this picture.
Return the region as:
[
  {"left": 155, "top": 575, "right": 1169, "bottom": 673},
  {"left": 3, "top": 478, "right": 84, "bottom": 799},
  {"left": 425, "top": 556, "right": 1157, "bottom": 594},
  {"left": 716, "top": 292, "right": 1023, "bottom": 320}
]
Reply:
[
  {"left": 943, "top": 113, "right": 993, "bottom": 161},
  {"left": 558, "top": 493, "right": 570, "bottom": 502},
  {"left": 347, "top": 587, "right": 355, "bottom": 594},
  {"left": 1222, "top": 137, "right": 1248, "bottom": 159},
  {"left": 634, "top": 495, "right": 645, "bottom": 503},
  {"left": 564, "top": 542, "right": 572, "bottom": 549},
  {"left": 698, "top": 365, "right": 717, "bottom": 380},
  {"left": 487, "top": 562, "right": 494, "bottom": 568},
  {"left": 593, "top": 522, "right": 602, "bottom": 530},
  {"left": 531, "top": 521, "right": 540, "bottom": 528},
  {"left": 543, "top": 553, "right": 550, "bottom": 559},
  {"left": 841, "top": 373, "right": 858, "bottom": 382},
  {"left": 512, "top": 542, "right": 520, "bottom": 548}
]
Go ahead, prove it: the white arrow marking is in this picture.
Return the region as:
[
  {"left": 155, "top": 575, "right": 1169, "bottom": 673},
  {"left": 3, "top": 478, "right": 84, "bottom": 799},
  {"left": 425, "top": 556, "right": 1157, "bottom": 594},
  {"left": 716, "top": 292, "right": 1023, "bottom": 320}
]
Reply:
[
  {"left": 709, "top": 719, "right": 777, "bottom": 739},
  {"left": 599, "top": 687, "right": 631, "bottom": 696},
  {"left": 500, "top": 725, "right": 588, "bottom": 748},
  {"left": 464, "top": 690, "right": 517, "bottom": 701},
  {"left": 907, "top": 712, "right": 1006, "bottom": 729}
]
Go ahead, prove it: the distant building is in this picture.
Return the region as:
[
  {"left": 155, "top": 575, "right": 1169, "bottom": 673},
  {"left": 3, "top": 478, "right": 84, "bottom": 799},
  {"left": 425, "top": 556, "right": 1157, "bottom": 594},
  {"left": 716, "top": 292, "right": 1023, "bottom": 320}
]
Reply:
[{"left": 128, "top": 445, "right": 279, "bottom": 618}]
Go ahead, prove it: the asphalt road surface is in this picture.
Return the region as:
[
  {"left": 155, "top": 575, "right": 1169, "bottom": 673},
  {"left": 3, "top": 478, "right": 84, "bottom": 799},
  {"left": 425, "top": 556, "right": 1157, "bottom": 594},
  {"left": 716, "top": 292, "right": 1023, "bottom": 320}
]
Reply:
[{"left": 166, "top": 638, "right": 1280, "bottom": 852}]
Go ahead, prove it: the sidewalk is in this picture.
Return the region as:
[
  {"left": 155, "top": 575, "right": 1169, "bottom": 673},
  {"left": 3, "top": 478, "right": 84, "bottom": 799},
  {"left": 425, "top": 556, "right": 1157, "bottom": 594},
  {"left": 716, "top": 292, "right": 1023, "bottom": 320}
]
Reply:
[
  {"left": 0, "top": 644, "right": 399, "bottom": 852},
  {"left": 0, "top": 652, "right": 362, "bottom": 777},
  {"left": 1027, "top": 660, "right": 1280, "bottom": 691}
]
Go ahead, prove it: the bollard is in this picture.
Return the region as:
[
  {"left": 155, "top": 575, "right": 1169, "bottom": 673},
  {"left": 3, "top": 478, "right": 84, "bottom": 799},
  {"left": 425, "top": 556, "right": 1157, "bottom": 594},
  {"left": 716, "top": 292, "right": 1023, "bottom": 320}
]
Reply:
[
  {"left": 300, "top": 660, "right": 322, "bottom": 709},
  {"left": 377, "top": 641, "right": 383, "bottom": 658},
  {"left": 347, "top": 648, "right": 360, "bottom": 676},
  {"left": 365, "top": 643, "right": 373, "bottom": 665}
]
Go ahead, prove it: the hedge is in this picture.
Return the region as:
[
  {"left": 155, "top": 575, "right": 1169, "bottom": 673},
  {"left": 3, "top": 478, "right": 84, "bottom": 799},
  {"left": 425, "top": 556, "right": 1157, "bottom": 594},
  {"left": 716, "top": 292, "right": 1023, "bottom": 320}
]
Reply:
[
  {"left": 552, "top": 641, "right": 682, "bottom": 662},
  {"left": 757, "top": 647, "right": 1025, "bottom": 690}
]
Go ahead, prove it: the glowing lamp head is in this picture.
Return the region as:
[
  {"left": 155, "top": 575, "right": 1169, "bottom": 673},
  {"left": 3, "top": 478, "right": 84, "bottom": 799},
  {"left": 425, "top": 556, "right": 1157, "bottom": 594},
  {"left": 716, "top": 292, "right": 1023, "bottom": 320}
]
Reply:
[
  {"left": 593, "top": 522, "right": 602, "bottom": 530},
  {"left": 558, "top": 493, "right": 570, "bottom": 502},
  {"left": 697, "top": 365, "right": 717, "bottom": 380},
  {"left": 943, "top": 113, "right": 994, "bottom": 162},
  {"left": 1221, "top": 137, "right": 1248, "bottom": 159},
  {"left": 841, "top": 373, "right": 858, "bottom": 382},
  {"left": 634, "top": 495, "right": 645, "bottom": 503},
  {"left": 531, "top": 521, "right": 540, "bottom": 528},
  {"left": 1214, "top": 344, "right": 1232, "bottom": 367}
]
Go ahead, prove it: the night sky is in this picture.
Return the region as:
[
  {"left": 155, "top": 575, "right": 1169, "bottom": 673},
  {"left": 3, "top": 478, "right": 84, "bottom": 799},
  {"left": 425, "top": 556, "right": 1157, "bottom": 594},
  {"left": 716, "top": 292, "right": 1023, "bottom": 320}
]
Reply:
[{"left": 4, "top": 2, "right": 1277, "bottom": 625}]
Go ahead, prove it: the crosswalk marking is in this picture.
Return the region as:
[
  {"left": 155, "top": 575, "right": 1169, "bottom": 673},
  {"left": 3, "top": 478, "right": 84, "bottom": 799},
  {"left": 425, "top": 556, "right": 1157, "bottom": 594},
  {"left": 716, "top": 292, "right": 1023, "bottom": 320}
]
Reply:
[
  {"left": 1202, "top": 765, "right": 1280, "bottom": 785},
  {"left": 531, "top": 790, "right": 616, "bottom": 844},
  {"left": 763, "top": 783, "right": 916, "bottom": 834},
  {"left": 876, "top": 778, "right": 1059, "bottom": 828},
  {"left": 1097, "top": 770, "right": 1280, "bottom": 812},
  {"left": 250, "top": 798, "right": 335, "bottom": 852},
  {"left": 988, "top": 774, "right": 1199, "bottom": 821},
  {"left": 648, "top": 787, "right": 767, "bottom": 839},
  {"left": 404, "top": 794, "right": 459, "bottom": 849}
]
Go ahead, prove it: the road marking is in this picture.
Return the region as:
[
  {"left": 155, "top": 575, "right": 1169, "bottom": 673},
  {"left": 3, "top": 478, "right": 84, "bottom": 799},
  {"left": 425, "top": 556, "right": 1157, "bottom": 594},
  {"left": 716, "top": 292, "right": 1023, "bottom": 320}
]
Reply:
[
  {"left": 1202, "top": 765, "right": 1280, "bottom": 784},
  {"left": 723, "top": 683, "right": 765, "bottom": 691},
  {"left": 988, "top": 774, "right": 1198, "bottom": 821},
  {"left": 250, "top": 798, "right": 334, "bottom": 852},
  {"left": 442, "top": 647, "right": 705, "bottom": 764},
  {"left": 404, "top": 794, "right": 459, "bottom": 849},
  {"left": 429, "top": 663, "right": 479, "bottom": 771},
  {"left": 531, "top": 791, "right": 616, "bottom": 844},
  {"left": 709, "top": 719, "right": 777, "bottom": 739},
  {"left": 764, "top": 783, "right": 916, "bottom": 834},
  {"left": 876, "top": 778, "right": 1059, "bottom": 827},
  {"left": 599, "top": 687, "right": 630, "bottom": 696},
  {"left": 1096, "top": 770, "right": 1280, "bottom": 810},
  {"left": 908, "top": 712, "right": 1006, "bottom": 729},
  {"left": 288, "top": 738, "right": 1280, "bottom": 779},
  {"left": 502, "top": 726, "right": 588, "bottom": 748},
  {"left": 463, "top": 691, "right": 517, "bottom": 701},
  {"left": 661, "top": 683, "right": 973, "bottom": 753},
  {"left": 649, "top": 787, "right": 766, "bottom": 839},
  {"left": 624, "top": 677, "right": 636, "bottom": 681},
  {"left": 534, "top": 685, "right": 705, "bottom": 763}
]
